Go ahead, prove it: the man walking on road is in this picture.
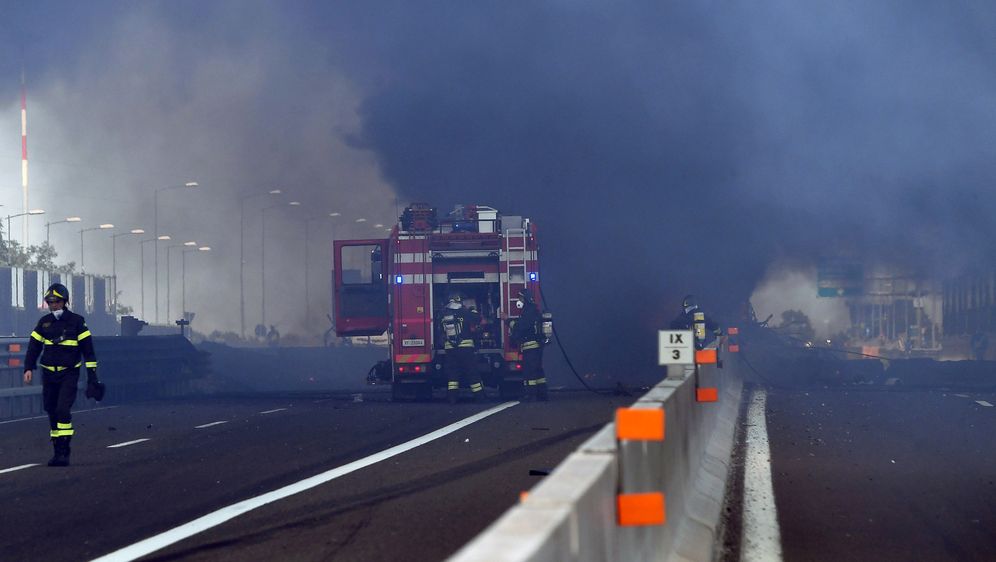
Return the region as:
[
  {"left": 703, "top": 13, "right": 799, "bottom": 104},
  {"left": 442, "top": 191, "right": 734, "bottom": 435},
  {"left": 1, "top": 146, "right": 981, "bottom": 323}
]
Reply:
[{"left": 23, "top": 283, "right": 104, "bottom": 467}]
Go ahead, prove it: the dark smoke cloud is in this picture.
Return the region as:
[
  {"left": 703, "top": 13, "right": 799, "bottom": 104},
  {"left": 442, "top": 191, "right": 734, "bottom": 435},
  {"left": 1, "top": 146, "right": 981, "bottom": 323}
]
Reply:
[
  {"left": 319, "top": 1, "right": 996, "bottom": 379},
  {"left": 5, "top": 2, "right": 996, "bottom": 382}
]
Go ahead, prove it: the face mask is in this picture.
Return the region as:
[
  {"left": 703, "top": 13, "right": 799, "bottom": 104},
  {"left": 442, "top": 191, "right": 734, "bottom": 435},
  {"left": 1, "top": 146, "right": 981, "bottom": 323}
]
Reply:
[
  {"left": 516, "top": 300, "right": 524, "bottom": 309},
  {"left": 52, "top": 309, "right": 64, "bottom": 319}
]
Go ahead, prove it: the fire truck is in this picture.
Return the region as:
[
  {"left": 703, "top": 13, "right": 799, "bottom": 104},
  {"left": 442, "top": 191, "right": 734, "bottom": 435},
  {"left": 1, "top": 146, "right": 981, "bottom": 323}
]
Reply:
[{"left": 333, "top": 203, "right": 543, "bottom": 400}]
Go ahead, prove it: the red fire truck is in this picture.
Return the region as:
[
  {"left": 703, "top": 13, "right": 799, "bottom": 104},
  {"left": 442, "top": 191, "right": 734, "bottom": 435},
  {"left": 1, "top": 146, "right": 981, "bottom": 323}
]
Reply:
[{"left": 333, "top": 203, "right": 542, "bottom": 400}]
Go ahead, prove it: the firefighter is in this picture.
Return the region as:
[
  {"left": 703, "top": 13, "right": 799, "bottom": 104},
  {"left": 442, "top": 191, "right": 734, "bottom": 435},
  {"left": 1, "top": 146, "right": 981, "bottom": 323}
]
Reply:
[
  {"left": 440, "top": 295, "right": 483, "bottom": 403},
  {"left": 22, "top": 283, "right": 103, "bottom": 467},
  {"left": 670, "top": 294, "right": 720, "bottom": 349},
  {"left": 511, "top": 289, "right": 548, "bottom": 401}
]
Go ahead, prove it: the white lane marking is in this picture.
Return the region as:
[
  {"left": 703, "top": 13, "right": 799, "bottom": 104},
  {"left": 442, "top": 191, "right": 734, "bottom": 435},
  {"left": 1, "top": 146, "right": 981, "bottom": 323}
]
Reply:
[
  {"left": 0, "top": 463, "right": 40, "bottom": 474},
  {"left": 953, "top": 394, "right": 970, "bottom": 398},
  {"left": 976, "top": 400, "right": 993, "bottom": 407},
  {"left": 194, "top": 421, "right": 229, "bottom": 429},
  {"left": 259, "top": 408, "right": 287, "bottom": 415},
  {"left": 90, "top": 401, "right": 519, "bottom": 562},
  {"left": 885, "top": 377, "right": 898, "bottom": 386},
  {"left": 742, "top": 389, "right": 784, "bottom": 562},
  {"left": 107, "top": 439, "right": 151, "bottom": 449},
  {"left": 0, "top": 406, "right": 118, "bottom": 425}
]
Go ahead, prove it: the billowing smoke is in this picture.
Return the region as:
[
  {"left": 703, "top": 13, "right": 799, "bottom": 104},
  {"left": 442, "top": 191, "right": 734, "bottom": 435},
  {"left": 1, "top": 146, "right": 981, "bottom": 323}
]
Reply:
[{"left": 4, "top": 2, "right": 996, "bottom": 381}]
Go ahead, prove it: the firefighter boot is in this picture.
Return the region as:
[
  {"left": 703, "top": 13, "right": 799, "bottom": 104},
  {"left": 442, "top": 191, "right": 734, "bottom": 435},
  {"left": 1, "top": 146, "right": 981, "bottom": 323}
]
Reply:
[{"left": 47, "top": 437, "right": 70, "bottom": 467}]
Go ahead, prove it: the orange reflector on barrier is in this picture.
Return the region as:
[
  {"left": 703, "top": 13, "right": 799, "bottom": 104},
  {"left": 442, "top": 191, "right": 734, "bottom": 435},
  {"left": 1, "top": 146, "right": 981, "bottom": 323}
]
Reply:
[
  {"left": 520, "top": 491, "right": 529, "bottom": 503},
  {"left": 697, "top": 387, "right": 719, "bottom": 402},
  {"left": 727, "top": 327, "right": 739, "bottom": 335},
  {"left": 617, "top": 492, "right": 666, "bottom": 526},
  {"left": 728, "top": 344, "right": 740, "bottom": 353},
  {"left": 615, "top": 408, "right": 665, "bottom": 441},
  {"left": 695, "top": 349, "right": 717, "bottom": 364},
  {"left": 8, "top": 358, "right": 22, "bottom": 367},
  {"left": 8, "top": 343, "right": 21, "bottom": 353}
]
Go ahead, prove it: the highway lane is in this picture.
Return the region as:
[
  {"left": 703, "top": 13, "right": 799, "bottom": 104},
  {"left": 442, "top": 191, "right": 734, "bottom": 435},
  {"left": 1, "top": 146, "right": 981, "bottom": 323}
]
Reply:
[
  {"left": 761, "top": 386, "right": 996, "bottom": 561},
  {"left": 0, "top": 390, "right": 630, "bottom": 561}
]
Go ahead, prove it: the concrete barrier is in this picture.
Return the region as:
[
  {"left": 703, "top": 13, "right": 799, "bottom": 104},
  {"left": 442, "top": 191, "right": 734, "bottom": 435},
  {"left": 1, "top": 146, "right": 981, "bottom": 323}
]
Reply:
[{"left": 450, "top": 352, "right": 743, "bottom": 561}]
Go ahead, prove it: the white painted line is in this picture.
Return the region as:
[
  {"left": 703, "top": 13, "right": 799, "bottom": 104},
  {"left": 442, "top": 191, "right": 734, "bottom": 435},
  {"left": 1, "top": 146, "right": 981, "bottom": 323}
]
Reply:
[
  {"left": 259, "top": 408, "right": 287, "bottom": 415},
  {"left": 194, "top": 421, "right": 229, "bottom": 429},
  {"left": 954, "top": 394, "right": 970, "bottom": 398},
  {"left": 0, "top": 406, "right": 118, "bottom": 425},
  {"left": 976, "top": 400, "right": 993, "bottom": 407},
  {"left": 107, "top": 439, "right": 150, "bottom": 449},
  {"left": 885, "top": 377, "right": 898, "bottom": 386},
  {"left": 90, "top": 401, "right": 519, "bottom": 562},
  {"left": 0, "top": 463, "right": 40, "bottom": 474},
  {"left": 742, "top": 389, "right": 783, "bottom": 562}
]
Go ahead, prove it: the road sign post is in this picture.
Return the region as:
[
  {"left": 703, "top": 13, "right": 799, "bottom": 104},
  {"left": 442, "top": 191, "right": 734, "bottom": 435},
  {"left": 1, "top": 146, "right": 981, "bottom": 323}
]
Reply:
[{"left": 658, "top": 330, "right": 694, "bottom": 365}]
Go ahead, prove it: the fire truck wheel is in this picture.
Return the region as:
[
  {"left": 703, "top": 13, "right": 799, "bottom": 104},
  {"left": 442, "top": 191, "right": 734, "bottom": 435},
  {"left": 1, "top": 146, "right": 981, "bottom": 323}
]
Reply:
[
  {"left": 415, "top": 383, "right": 433, "bottom": 402},
  {"left": 391, "top": 382, "right": 409, "bottom": 402}
]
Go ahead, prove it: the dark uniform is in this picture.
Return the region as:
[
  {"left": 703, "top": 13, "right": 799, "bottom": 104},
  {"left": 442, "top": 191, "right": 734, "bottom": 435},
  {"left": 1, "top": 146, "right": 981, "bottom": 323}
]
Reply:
[
  {"left": 511, "top": 294, "right": 547, "bottom": 400},
  {"left": 24, "top": 284, "right": 100, "bottom": 467},
  {"left": 670, "top": 294, "right": 720, "bottom": 350},
  {"left": 440, "top": 299, "right": 483, "bottom": 403}
]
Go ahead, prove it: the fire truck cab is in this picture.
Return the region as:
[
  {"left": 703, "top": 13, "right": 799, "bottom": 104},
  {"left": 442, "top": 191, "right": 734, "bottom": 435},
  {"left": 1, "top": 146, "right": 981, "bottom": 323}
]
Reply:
[{"left": 333, "top": 203, "right": 542, "bottom": 400}]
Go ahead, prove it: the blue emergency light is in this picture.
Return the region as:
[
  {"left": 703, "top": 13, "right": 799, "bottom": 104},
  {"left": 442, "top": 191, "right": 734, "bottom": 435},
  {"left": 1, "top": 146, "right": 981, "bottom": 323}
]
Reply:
[
  {"left": 529, "top": 272, "right": 538, "bottom": 281},
  {"left": 395, "top": 275, "right": 403, "bottom": 284}
]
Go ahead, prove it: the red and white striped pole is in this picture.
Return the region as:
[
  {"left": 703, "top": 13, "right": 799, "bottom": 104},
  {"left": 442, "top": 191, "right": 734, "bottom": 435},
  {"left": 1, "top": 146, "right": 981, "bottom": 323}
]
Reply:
[{"left": 21, "top": 66, "right": 30, "bottom": 245}]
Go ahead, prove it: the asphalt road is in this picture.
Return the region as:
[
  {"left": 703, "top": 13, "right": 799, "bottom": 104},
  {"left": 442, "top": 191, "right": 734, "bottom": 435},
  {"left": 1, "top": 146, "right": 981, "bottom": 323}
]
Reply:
[
  {"left": 762, "top": 386, "right": 996, "bottom": 561},
  {"left": 0, "top": 389, "right": 632, "bottom": 561}
]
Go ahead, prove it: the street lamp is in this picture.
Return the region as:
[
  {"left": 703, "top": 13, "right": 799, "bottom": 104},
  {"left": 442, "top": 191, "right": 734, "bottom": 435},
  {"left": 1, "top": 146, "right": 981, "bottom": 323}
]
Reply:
[
  {"left": 45, "top": 216, "right": 81, "bottom": 245},
  {"left": 140, "top": 235, "right": 170, "bottom": 320},
  {"left": 5, "top": 209, "right": 45, "bottom": 246},
  {"left": 154, "top": 181, "right": 198, "bottom": 324},
  {"left": 182, "top": 245, "right": 211, "bottom": 319},
  {"left": 166, "top": 241, "right": 197, "bottom": 322},
  {"left": 305, "top": 212, "right": 342, "bottom": 330},
  {"left": 111, "top": 228, "right": 144, "bottom": 314},
  {"left": 240, "top": 188, "right": 282, "bottom": 338},
  {"left": 261, "top": 201, "right": 300, "bottom": 330},
  {"left": 79, "top": 224, "right": 113, "bottom": 271}
]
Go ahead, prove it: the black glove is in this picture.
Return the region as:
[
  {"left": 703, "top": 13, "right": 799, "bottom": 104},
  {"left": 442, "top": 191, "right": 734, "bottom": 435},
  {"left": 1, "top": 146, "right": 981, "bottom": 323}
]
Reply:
[{"left": 85, "top": 370, "right": 106, "bottom": 401}]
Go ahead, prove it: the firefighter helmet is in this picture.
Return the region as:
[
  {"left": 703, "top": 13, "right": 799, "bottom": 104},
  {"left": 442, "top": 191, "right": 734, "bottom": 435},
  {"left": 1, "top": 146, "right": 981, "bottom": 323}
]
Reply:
[
  {"left": 517, "top": 289, "right": 534, "bottom": 303},
  {"left": 45, "top": 283, "right": 70, "bottom": 303},
  {"left": 447, "top": 295, "right": 463, "bottom": 310},
  {"left": 682, "top": 294, "right": 698, "bottom": 312}
]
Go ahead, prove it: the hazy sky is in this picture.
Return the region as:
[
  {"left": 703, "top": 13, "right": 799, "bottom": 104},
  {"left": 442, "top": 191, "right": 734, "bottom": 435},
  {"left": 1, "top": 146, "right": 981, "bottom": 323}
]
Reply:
[{"left": 4, "top": 1, "right": 996, "bottom": 379}]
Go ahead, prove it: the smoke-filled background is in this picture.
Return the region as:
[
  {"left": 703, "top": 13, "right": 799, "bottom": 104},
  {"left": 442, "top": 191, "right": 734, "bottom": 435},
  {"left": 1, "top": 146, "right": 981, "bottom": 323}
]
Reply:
[{"left": 3, "top": 1, "right": 996, "bottom": 380}]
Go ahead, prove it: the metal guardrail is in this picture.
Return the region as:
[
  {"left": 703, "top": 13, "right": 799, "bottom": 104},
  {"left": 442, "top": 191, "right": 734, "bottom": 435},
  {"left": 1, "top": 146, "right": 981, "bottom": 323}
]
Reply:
[{"left": 0, "top": 335, "right": 211, "bottom": 420}]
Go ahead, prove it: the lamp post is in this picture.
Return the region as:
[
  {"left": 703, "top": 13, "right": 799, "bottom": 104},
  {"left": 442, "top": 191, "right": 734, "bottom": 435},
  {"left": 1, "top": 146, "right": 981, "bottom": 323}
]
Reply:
[
  {"left": 140, "top": 235, "right": 170, "bottom": 320},
  {"left": 5, "top": 209, "right": 45, "bottom": 247},
  {"left": 305, "top": 212, "right": 341, "bottom": 330},
  {"left": 166, "top": 241, "right": 197, "bottom": 322},
  {"left": 79, "top": 224, "right": 113, "bottom": 272},
  {"left": 240, "top": 188, "right": 282, "bottom": 338},
  {"left": 111, "top": 228, "right": 144, "bottom": 314},
  {"left": 45, "top": 216, "right": 81, "bottom": 245},
  {"left": 154, "top": 181, "right": 198, "bottom": 324},
  {"left": 261, "top": 200, "right": 300, "bottom": 330},
  {"left": 182, "top": 246, "right": 211, "bottom": 318}
]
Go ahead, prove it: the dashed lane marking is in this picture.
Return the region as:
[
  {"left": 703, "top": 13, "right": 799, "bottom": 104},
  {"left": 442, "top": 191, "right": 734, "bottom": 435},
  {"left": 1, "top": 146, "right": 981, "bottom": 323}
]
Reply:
[
  {"left": 259, "top": 408, "right": 287, "bottom": 414},
  {"left": 976, "top": 400, "right": 993, "bottom": 407},
  {"left": 107, "top": 439, "right": 151, "bottom": 449},
  {"left": 742, "top": 389, "right": 784, "bottom": 562},
  {"left": 90, "top": 401, "right": 520, "bottom": 562},
  {"left": 0, "top": 406, "right": 118, "bottom": 425},
  {"left": 194, "top": 421, "right": 229, "bottom": 429},
  {"left": 0, "top": 463, "right": 40, "bottom": 474}
]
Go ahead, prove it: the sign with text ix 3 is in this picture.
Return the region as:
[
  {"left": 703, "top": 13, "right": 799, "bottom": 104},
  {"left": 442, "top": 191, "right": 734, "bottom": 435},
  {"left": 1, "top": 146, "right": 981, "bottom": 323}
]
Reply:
[{"left": 658, "top": 330, "right": 694, "bottom": 365}]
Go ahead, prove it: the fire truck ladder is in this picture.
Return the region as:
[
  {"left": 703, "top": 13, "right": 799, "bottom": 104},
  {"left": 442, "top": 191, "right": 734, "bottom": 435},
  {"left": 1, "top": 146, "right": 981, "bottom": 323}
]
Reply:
[{"left": 505, "top": 226, "right": 527, "bottom": 289}]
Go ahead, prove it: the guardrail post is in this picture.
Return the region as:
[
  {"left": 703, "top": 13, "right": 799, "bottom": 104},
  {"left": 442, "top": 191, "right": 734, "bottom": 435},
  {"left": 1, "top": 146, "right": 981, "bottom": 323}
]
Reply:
[{"left": 615, "top": 407, "right": 667, "bottom": 528}]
